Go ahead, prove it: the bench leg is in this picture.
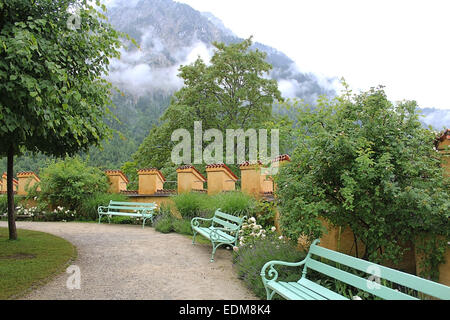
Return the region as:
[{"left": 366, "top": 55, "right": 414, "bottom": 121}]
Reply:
[
  {"left": 265, "top": 287, "right": 276, "bottom": 300},
  {"left": 210, "top": 242, "right": 227, "bottom": 263},
  {"left": 98, "top": 215, "right": 102, "bottom": 224},
  {"left": 192, "top": 230, "right": 197, "bottom": 245}
]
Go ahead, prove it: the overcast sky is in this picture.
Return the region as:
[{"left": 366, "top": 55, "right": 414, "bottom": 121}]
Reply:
[{"left": 176, "top": 0, "right": 450, "bottom": 110}]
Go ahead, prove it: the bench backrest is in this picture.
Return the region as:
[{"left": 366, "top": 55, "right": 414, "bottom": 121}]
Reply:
[
  {"left": 108, "top": 200, "right": 157, "bottom": 212},
  {"left": 211, "top": 209, "right": 245, "bottom": 231},
  {"left": 303, "top": 240, "right": 450, "bottom": 300}
]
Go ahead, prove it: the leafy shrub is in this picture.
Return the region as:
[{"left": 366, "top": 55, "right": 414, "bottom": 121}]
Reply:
[
  {"left": 154, "top": 216, "right": 174, "bottom": 233},
  {"left": 171, "top": 193, "right": 211, "bottom": 220},
  {"left": 1, "top": 195, "right": 27, "bottom": 219},
  {"left": 154, "top": 204, "right": 175, "bottom": 233},
  {"left": 253, "top": 200, "right": 277, "bottom": 229},
  {"left": 212, "top": 191, "right": 256, "bottom": 217},
  {"left": 77, "top": 192, "right": 128, "bottom": 221},
  {"left": 0, "top": 195, "right": 7, "bottom": 216},
  {"left": 31, "top": 157, "right": 109, "bottom": 211},
  {"left": 172, "top": 218, "right": 193, "bottom": 235},
  {"left": 233, "top": 234, "right": 306, "bottom": 299},
  {"left": 171, "top": 191, "right": 257, "bottom": 221}
]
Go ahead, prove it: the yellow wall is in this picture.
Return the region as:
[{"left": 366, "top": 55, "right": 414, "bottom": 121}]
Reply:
[
  {"left": 206, "top": 169, "right": 236, "bottom": 195},
  {"left": 138, "top": 172, "right": 164, "bottom": 195},
  {"left": 17, "top": 176, "right": 38, "bottom": 196},
  {"left": 106, "top": 174, "right": 128, "bottom": 194},
  {"left": 240, "top": 166, "right": 262, "bottom": 196},
  {"left": 177, "top": 170, "right": 205, "bottom": 194}
]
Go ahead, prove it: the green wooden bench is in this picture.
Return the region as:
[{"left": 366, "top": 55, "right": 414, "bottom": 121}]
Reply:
[
  {"left": 261, "top": 239, "right": 450, "bottom": 300},
  {"left": 191, "top": 209, "right": 245, "bottom": 262},
  {"left": 98, "top": 200, "right": 157, "bottom": 229}
]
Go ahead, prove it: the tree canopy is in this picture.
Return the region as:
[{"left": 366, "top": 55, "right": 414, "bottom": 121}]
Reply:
[
  {"left": 0, "top": 0, "right": 125, "bottom": 239},
  {"left": 132, "top": 38, "right": 285, "bottom": 172},
  {"left": 276, "top": 85, "right": 450, "bottom": 277},
  {"left": 0, "top": 0, "right": 123, "bottom": 158}
]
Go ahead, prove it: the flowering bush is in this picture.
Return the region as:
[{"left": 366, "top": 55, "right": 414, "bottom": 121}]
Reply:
[
  {"left": 237, "top": 216, "right": 279, "bottom": 247},
  {"left": 233, "top": 229, "right": 306, "bottom": 299},
  {"left": 15, "top": 205, "right": 41, "bottom": 218},
  {"left": 13, "top": 205, "right": 77, "bottom": 222}
]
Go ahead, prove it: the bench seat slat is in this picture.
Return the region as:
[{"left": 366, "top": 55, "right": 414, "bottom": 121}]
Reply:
[
  {"left": 287, "top": 282, "right": 328, "bottom": 300},
  {"left": 109, "top": 201, "right": 156, "bottom": 206},
  {"left": 309, "top": 245, "right": 450, "bottom": 300},
  {"left": 193, "top": 227, "right": 235, "bottom": 242},
  {"left": 107, "top": 205, "right": 156, "bottom": 211},
  {"left": 297, "top": 278, "right": 349, "bottom": 300},
  {"left": 306, "top": 258, "right": 418, "bottom": 300},
  {"left": 103, "top": 211, "right": 150, "bottom": 217},
  {"left": 266, "top": 281, "right": 308, "bottom": 300}
]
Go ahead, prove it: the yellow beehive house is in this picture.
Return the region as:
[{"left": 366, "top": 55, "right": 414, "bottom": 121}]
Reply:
[
  {"left": 105, "top": 170, "right": 129, "bottom": 194},
  {"left": 205, "top": 164, "right": 238, "bottom": 195},
  {"left": 138, "top": 168, "right": 166, "bottom": 195},
  {"left": 17, "top": 171, "right": 41, "bottom": 196},
  {"left": 176, "top": 165, "right": 207, "bottom": 194}
]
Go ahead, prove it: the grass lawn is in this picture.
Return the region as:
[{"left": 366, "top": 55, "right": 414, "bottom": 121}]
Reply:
[{"left": 0, "top": 227, "right": 77, "bottom": 300}]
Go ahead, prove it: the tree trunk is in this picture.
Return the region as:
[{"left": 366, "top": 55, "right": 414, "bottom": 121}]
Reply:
[{"left": 7, "top": 145, "right": 17, "bottom": 240}]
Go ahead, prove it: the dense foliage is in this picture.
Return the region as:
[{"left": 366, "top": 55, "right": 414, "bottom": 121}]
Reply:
[
  {"left": 276, "top": 85, "right": 450, "bottom": 278},
  {"left": 30, "top": 157, "right": 109, "bottom": 211},
  {"left": 130, "top": 38, "right": 286, "bottom": 181},
  {"left": 0, "top": 0, "right": 125, "bottom": 239}
]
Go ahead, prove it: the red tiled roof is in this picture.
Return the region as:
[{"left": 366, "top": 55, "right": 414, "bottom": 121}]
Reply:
[
  {"left": 138, "top": 168, "right": 166, "bottom": 182},
  {"left": 120, "top": 190, "right": 139, "bottom": 195},
  {"left": 206, "top": 164, "right": 239, "bottom": 181},
  {"left": 17, "top": 171, "right": 41, "bottom": 182},
  {"left": 272, "top": 154, "right": 291, "bottom": 163},
  {"left": 176, "top": 165, "right": 207, "bottom": 182},
  {"left": 239, "top": 160, "right": 263, "bottom": 168},
  {"left": 2, "top": 173, "right": 19, "bottom": 185},
  {"left": 154, "top": 189, "right": 176, "bottom": 196},
  {"left": 104, "top": 170, "right": 129, "bottom": 184}
]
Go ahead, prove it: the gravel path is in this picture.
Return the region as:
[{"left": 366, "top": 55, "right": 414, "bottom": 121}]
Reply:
[{"left": 0, "top": 221, "right": 257, "bottom": 300}]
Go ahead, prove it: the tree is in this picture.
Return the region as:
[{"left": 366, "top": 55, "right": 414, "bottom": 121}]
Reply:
[
  {"left": 133, "top": 37, "right": 283, "bottom": 171},
  {"left": 0, "top": 0, "right": 124, "bottom": 239},
  {"left": 276, "top": 84, "right": 449, "bottom": 272}
]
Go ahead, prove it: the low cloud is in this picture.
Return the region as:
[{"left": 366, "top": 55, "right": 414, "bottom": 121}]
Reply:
[{"left": 108, "top": 31, "right": 215, "bottom": 96}]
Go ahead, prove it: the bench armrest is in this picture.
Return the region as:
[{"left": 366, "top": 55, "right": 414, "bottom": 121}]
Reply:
[
  {"left": 191, "top": 217, "right": 213, "bottom": 228},
  {"left": 260, "top": 259, "right": 307, "bottom": 284},
  {"left": 98, "top": 206, "right": 109, "bottom": 214}
]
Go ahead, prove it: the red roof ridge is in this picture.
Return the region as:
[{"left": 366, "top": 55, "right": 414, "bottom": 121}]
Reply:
[
  {"left": 104, "top": 170, "right": 129, "bottom": 184},
  {"left": 176, "top": 165, "right": 207, "bottom": 182},
  {"left": 206, "top": 163, "right": 239, "bottom": 181},
  {"left": 138, "top": 168, "right": 166, "bottom": 181},
  {"left": 272, "top": 154, "right": 291, "bottom": 163}
]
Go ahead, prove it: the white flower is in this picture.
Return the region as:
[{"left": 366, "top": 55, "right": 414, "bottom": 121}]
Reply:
[
  {"left": 271, "top": 226, "right": 276, "bottom": 232},
  {"left": 233, "top": 246, "right": 239, "bottom": 252},
  {"left": 248, "top": 217, "right": 256, "bottom": 223},
  {"left": 278, "top": 235, "right": 284, "bottom": 240}
]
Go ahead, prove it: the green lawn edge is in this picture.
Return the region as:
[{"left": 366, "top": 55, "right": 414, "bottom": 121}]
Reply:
[{"left": 0, "top": 227, "right": 77, "bottom": 300}]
